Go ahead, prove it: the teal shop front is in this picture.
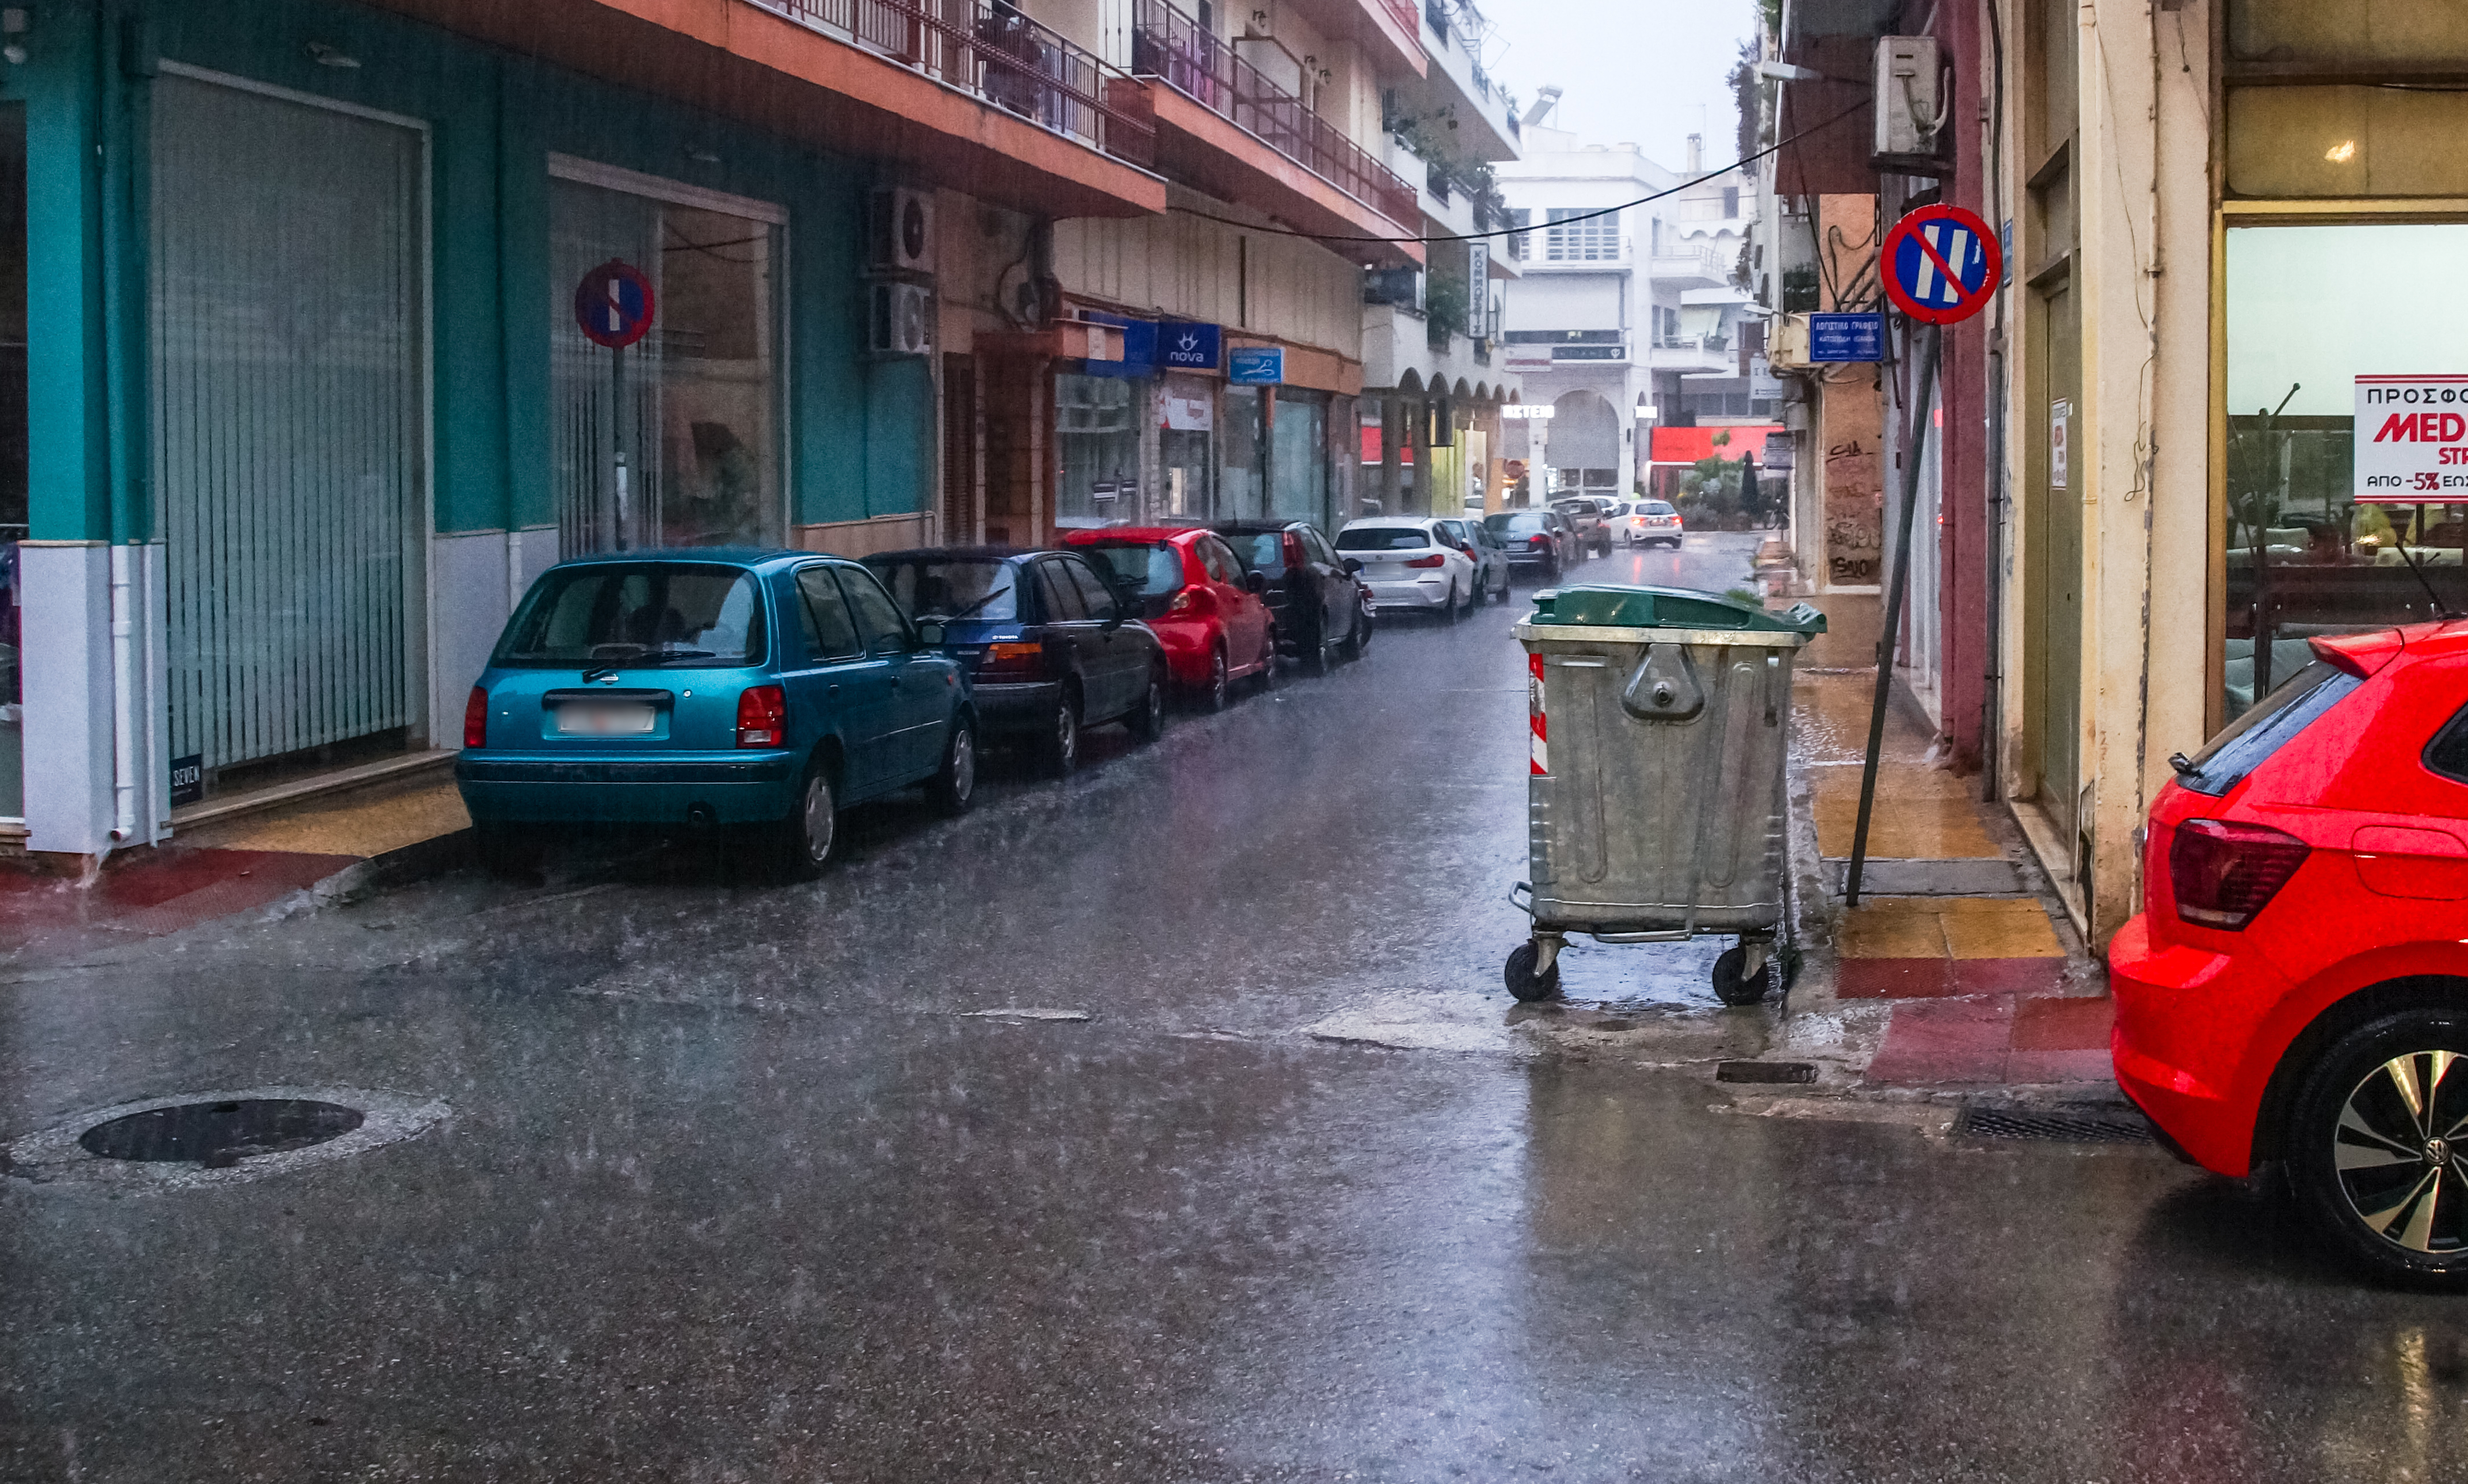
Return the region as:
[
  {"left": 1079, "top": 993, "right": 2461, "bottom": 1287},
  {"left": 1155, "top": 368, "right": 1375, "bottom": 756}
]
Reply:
[{"left": 12, "top": 0, "right": 932, "bottom": 857}]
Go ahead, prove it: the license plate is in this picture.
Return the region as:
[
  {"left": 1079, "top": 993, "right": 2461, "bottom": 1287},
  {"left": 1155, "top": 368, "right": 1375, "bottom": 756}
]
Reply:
[{"left": 556, "top": 703, "right": 655, "bottom": 736}]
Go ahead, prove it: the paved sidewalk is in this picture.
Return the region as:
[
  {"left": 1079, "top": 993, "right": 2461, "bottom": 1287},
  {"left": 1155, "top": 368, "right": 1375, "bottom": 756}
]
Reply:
[
  {"left": 1, "top": 772, "right": 467, "bottom": 968},
  {"left": 1788, "top": 670, "right": 2114, "bottom": 1095}
]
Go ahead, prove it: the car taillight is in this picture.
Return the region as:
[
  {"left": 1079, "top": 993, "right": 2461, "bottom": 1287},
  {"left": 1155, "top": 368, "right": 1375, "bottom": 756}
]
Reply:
[
  {"left": 1168, "top": 587, "right": 1206, "bottom": 615},
  {"left": 1405, "top": 553, "right": 1446, "bottom": 568},
  {"left": 1529, "top": 535, "right": 1550, "bottom": 548},
  {"left": 2169, "top": 818, "right": 2309, "bottom": 930},
  {"left": 463, "top": 686, "right": 489, "bottom": 750},
  {"left": 979, "top": 640, "right": 1043, "bottom": 678},
  {"left": 736, "top": 684, "right": 786, "bottom": 749}
]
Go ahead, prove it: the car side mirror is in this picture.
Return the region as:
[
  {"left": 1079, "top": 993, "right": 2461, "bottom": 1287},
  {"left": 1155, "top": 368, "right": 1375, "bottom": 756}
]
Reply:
[
  {"left": 916, "top": 621, "right": 946, "bottom": 646},
  {"left": 1245, "top": 570, "right": 1268, "bottom": 595},
  {"left": 1342, "top": 558, "right": 1363, "bottom": 575}
]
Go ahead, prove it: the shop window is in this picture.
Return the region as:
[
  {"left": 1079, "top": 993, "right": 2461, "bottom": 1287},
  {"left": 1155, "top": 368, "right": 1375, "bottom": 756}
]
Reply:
[
  {"left": 2227, "top": 87, "right": 2468, "bottom": 199},
  {"left": 2229, "top": 0, "right": 2468, "bottom": 70},
  {"left": 1056, "top": 372, "right": 1142, "bottom": 527},
  {"left": 1271, "top": 389, "right": 1328, "bottom": 524},
  {"left": 550, "top": 167, "right": 781, "bottom": 555},
  {"left": 1221, "top": 386, "right": 1265, "bottom": 518},
  {"left": 1157, "top": 376, "right": 1215, "bottom": 518},
  {"left": 0, "top": 104, "right": 18, "bottom": 821},
  {"left": 2222, "top": 223, "right": 2468, "bottom": 716}
]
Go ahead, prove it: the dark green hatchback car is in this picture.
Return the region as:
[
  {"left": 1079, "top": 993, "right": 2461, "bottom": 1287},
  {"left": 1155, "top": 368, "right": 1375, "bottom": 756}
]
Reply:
[{"left": 456, "top": 550, "right": 975, "bottom": 877}]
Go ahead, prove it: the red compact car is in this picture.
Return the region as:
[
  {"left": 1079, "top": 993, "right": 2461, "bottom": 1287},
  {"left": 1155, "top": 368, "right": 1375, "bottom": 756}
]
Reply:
[
  {"left": 2112, "top": 621, "right": 2468, "bottom": 1285},
  {"left": 1064, "top": 527, "right": 1275, "bottom": 711}
]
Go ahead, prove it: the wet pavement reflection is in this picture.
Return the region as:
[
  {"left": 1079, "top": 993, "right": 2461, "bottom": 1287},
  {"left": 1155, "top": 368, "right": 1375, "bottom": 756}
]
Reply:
[{"left": 7, "top": 535, "right": 2466, "bottom": 1481}]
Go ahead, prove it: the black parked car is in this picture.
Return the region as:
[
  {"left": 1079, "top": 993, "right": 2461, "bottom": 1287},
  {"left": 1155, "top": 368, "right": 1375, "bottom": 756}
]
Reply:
[
  {"left": 1211, "top": 520, "right": 1373, "bottom": 671},
  {"left": 1485, "top": 509, "right": 1569, "bottom": 581},
  {"left": 865, "top": 547, "right": 1167, "bottom": 775}
]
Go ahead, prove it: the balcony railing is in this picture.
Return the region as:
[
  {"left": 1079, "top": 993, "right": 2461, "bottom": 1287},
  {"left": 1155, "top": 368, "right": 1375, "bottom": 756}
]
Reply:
[
  {"left": 1131, "top": 0, "right": 1417, "bottom": 226},
  {"left": 754, "top": 0, "right": 1156, "bottom": 167}
]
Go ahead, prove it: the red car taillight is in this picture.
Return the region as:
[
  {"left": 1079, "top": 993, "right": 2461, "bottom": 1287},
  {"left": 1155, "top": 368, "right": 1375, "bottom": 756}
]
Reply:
[
  {"left": 2169, "top": 818, "right": 2309, "bottom": 930},
  {"left": 736, "top": 684, "right": 786, "bottom": 749},
  {"left": 978, "top": 640, "right": 1044, "bottom": 679},
  {"left": 463, "top": 686, "right": 489, "bottom": 750},
  {"left": 1167, "top": 586, "right": 1211, "bottom": 615},
  {"left": 1529, "top": 535, "right": 1550, "bottom": 548},
  {"left": 1405, "top": 553, "right": 1446, "bottom": 568}
]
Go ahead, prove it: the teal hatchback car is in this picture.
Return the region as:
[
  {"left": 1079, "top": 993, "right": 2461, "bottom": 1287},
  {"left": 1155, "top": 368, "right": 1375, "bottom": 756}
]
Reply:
[{"left": 456, "top": 551, "right": 975, "bottom": 878}]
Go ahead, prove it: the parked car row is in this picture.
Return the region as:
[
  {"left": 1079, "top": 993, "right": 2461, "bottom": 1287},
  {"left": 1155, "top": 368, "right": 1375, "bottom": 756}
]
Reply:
[{"left": 453, "top": 521, "right": 1380, "bottom": 882}]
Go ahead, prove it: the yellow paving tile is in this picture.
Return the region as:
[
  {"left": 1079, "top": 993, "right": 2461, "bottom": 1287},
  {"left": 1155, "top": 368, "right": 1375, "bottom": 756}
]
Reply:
[
  {"left": 1813, "top": 795, "right": 2002, "bottom": 859},
  {"left": 1940, "top": 899, "right": 2066, "bottom": 959},
  {"left": 200, "top": 779, "right": 469, "bottom": 860},
  {"left": 1837, "top": 899, "right": 1952, "bottom": 959}
]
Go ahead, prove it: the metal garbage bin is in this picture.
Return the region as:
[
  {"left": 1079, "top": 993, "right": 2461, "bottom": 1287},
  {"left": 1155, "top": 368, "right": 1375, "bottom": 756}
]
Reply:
[{"left": 1507, "top": 585, "right": 1826, "bottom": 1005}]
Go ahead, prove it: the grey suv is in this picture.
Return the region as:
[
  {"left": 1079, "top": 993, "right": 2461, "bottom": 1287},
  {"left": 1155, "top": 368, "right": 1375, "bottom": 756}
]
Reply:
[{"left": 1550, "top": 497, "right": 1612, "bottom": 558}]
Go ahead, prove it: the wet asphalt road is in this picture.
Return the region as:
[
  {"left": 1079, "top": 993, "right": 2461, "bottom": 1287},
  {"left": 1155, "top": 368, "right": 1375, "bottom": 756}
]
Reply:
[{"left": 8, "top": 533, "right": 2468, "bottom": 1482}]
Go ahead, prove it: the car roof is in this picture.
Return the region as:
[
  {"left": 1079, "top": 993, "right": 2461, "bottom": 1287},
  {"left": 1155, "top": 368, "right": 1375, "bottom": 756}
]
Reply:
[
  {"left": 1211, "top": 520, "right": 1304, "bottom": 534},
  {"left": 1342, "top": 516, "right": 1439, "bottom": 529},
  {"left": 1064, "top": 526, "right": 1204, "bottom": 544},
  {"left": 547, "top": 546, "right": 806, "bottom": 573},
  {"left": 864, "top": 545, "right": 1035, "bottom": 563}
]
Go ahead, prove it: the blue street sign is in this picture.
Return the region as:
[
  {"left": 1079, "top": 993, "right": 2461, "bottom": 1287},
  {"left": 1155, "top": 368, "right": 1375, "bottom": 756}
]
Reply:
[
  {"left": 1228, "top": 345, "right": 1283, "bottom": 385},
  {"left": 1809, "top": 311, "right": 1885, "bottom": 363},
  {"left": 1159, "top": 322, "right": 1222, "bottom": 371}
]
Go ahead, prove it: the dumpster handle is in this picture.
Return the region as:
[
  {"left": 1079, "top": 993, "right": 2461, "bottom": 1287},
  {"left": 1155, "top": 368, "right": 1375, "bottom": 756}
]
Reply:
[
  {"left": 1764, "top": 653, "right": 1781, "bottom": 726},
  {"left": 1509, "top": 881, "right": 1535, "bottom": 917}
]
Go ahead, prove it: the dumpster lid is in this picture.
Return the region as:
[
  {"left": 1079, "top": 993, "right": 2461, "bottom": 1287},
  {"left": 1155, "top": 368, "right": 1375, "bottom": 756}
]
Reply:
[{"left": 1527, "top": 585, "right": 1827, "bottom": 635}]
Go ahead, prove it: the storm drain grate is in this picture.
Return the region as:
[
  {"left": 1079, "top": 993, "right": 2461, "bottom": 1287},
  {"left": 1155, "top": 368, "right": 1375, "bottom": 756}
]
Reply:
[
  {"left": 1955, "top": 1107, "right": 2153, "bottom": 1145},
  {"left": 1715, "top": 1060, "right": 1818, "bottom": 1085},
  {"left": 79, "top": 1100, "right": 364, "bottom": 1169}
]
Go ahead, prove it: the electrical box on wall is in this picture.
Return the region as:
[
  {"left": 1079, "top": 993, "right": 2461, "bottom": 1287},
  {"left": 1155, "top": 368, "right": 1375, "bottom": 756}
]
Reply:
[
  {"left": 869, "top": 187, "right": 935, "bottom": 276},
  {"left": 868, "top": 281, "right": 933, "bottom": 357},
  {"left": 1872, "top": 35, "right": 1943, "bottom": 164}
]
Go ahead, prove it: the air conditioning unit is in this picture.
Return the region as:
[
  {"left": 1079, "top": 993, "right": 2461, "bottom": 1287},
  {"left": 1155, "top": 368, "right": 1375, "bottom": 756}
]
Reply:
[
  {"left": 869, "top": 282, "right": 933, "bottom": 357},
  {"left": 1873, "top": 36, "right": 1943, "bottom": 160},
  {"left": 869, "top": 187, "right": 935, "bottom": 276},
  {"left": 1767, "top": 313, "right": 1811, "bottom": 370}
]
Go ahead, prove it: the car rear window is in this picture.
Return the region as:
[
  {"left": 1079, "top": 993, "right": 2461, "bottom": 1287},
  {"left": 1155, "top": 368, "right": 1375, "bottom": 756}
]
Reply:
[
  {"left": 498, "top": 564, "right": 765, "bottom": 667},
  {"left": 1078, "top": 541, "right": 1185, "bottom": 596},
  {"left": 1228, "top": 531, "right": 1289, "bottom": 574},
  {"left": 1487, "top": 512, "right": 1544, "bottom": 535},
  {"left": 1646, "top": 502, "right": 1677, "bottom": 516},
  {"left": 2174, "top": 658, "right": 2362, "bottom": 796},
  {"left": 1338, "top": 527, "right": 1429, "bottom": 550},
  {"left": 866, "top": 558, "right": 1017, "bottom": 621}
]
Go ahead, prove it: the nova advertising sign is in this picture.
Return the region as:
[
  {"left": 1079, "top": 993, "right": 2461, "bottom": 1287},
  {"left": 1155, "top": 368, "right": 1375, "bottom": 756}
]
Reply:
[{"left": 2358, "top": 375, "right": 2468, "bottom": 496}]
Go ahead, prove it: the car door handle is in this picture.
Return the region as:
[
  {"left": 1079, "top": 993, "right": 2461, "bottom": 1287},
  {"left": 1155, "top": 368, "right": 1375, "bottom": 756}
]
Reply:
[{"left": 828, "top": 684, "right": 841, "bottom": 696}]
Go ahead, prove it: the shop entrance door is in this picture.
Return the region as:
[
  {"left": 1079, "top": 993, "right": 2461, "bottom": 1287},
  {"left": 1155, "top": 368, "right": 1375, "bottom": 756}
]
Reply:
[
  {"left": 2024, "top": 277, "right": 2083, "bottom": 867},
  {"left": 152, "top": 73, "right": 426, "bottom": 789}
]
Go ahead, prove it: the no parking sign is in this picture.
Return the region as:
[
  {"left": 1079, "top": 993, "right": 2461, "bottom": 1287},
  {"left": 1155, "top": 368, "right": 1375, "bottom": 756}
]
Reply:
[
  {"left": 1880, "top": 204, "right": 2000, "bottom": 326},
  {"left": 575, "top": 259, "right": 656, "bottom": 349}
]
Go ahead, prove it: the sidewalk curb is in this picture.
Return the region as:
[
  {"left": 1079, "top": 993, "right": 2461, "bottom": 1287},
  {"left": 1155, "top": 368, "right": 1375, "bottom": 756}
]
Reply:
[{"left": 310, "top": 827, "right": 474, "bottom": 909}]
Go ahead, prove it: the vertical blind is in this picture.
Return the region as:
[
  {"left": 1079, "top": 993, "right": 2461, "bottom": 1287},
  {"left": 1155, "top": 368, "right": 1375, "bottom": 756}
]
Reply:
[{"left": 152, "top": 75, "right": 423, "bottom": 773}]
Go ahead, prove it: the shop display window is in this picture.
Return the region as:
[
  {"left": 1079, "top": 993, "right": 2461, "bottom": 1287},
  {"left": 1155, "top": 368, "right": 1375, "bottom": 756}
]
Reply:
[{"left": 1056, "top": 372, "right": 1142, "bottom": 527}]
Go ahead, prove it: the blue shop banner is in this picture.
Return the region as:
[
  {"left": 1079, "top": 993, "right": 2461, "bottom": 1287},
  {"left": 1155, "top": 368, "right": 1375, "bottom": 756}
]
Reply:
[
  {"left": 1227, "top": 345, "right": 1284, "bottom": 385},
  {"left": 1158, "top": 322, "right": 1222, "bottom": 371},
  {"left": 1077, "top": 310, "right": 1157, "bottom": 378}
]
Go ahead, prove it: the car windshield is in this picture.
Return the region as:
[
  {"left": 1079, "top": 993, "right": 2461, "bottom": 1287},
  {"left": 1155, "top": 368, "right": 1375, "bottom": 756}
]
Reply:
[
  {"left": 2175, "top": 658, "right": 2363, "bottom": 796},
  {"left": 867, "top": 558, "right": 1017, "bottom": 621},
  {"left": 1228, "top": 532, "right": 1288, "bottom": 573},
  {"left": 1077, "top": 541, "right": 1186, "bottom": 596},
  {"left": 1488, "top": 513, "right": 1545, "bottom": 535},
  {"left": 498, "top": 564, "right": 766, "bottom": 667},
  {"left": 1337, "top": 527, "right": 1429, "bottom": 550}
]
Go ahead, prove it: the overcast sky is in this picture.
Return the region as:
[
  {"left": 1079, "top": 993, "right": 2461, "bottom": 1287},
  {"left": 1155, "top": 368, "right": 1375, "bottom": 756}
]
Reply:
[{"left": 1478, "top": 0, "right": 1756, "bottom": 170}]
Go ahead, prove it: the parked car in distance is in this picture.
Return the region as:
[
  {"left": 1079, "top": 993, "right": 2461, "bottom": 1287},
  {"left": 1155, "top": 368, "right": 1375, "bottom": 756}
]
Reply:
[
  {"left": 1619, "top": 498, "right": 1685, "bottom": 549},
  {"left": 2111, "top": 621, "right": 2468, "bottom": 1287},
  {"left": 1485, "top": 509, "right": 1567, "bottom": 582},
  {"left": 1065, "top": 526, "right": 1276, "bottom": 711},
  {"left": 457, "top": 551, "right": 974, "bottom": 880},
  {"left": 1212, "top": 519, "right": 1373, "bottom": 671},
  {"left": 1436, "top": 517, "right": 1512, "bottom": 605},
  {"left": 1336, "top": 517, "right": 1482, "bottom": 620},
  {"left": 863, "top": 547, "right": 1166, "bottom": 775},
  {"left": 1551, "top": 497, "right": 1612, "bottom": 558}
]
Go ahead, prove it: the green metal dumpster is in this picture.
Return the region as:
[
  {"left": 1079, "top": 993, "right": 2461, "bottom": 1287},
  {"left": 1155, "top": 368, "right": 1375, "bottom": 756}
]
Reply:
[{"left": 1508, "top": 585, "right": 1826, "bottom": 1005}]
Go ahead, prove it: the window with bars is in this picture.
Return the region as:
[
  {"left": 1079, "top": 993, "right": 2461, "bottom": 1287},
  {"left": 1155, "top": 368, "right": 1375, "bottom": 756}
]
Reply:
[{"left": 1544, "top": 207, "right": 1619, "bottom": 262}]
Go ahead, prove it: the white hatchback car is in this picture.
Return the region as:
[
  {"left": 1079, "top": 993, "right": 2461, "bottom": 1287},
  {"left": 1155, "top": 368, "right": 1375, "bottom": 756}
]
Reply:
[{"left": 1335, "top": 517, "right": 1482, "bottom": 620}]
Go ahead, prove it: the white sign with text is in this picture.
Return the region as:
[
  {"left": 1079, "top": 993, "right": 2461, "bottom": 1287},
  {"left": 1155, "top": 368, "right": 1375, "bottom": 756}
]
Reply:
[{"left": 2356, "top": 374, "right": 2468, "bottom": 497}]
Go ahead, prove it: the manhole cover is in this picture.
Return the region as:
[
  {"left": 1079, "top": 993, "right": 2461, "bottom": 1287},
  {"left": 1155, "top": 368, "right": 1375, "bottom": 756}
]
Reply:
[
  {"left": 1715, "top": 1060, "right": 1818, "bottom": 1085},
  {"left": 1955, "top": 1107, "right": 2153, "bottom": 1145},
  {"left": 80, "top": 1099, "right": 364, "bottom": 1168}
]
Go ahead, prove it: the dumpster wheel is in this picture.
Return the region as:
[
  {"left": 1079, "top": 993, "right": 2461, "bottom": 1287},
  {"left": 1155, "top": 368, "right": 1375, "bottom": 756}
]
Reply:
[
  {"left": 1711, "top": 939, "right": 1796, "bottom": 1007},
  {"left": 1505, "top": 940, "right": 1562, "bottom": 1002}
]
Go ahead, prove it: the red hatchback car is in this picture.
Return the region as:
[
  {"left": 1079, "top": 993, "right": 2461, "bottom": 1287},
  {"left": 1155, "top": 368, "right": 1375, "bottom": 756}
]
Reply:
[
  {"left": 2113, "top": 621, "right": 2468, "bottom": 1285},
  {"left": 1064, "top": 527, "right": 1276, "bottom": 710}
]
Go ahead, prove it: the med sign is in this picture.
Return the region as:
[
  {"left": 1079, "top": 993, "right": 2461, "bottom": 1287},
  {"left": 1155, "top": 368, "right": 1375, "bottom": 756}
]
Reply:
[{"left": 2358, "top": 374, "right": 2468, "bottom": 495}]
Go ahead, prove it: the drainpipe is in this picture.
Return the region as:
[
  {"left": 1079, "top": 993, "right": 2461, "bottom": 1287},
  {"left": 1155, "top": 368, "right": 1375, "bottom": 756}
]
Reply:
[
  {"left": 101, "top": 12, "right": 155, "bottom": 847},
  {"left": 108, "top": 547, "right": 137, "bottom": 842}
]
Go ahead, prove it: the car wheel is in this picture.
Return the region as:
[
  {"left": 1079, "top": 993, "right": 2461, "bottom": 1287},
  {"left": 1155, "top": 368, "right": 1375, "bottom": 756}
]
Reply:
[
  {"left": 1195, "top": 645, "right": 1230, "bottom": 712},
  {"left": 1039, "top": 686, "right": 1082, "bottom": 777},
  {"left": 2288, "top": 1009, "right": 2468, "bottom": 1288},
  {"left": 928, "top": 718, "right": 976, "bottom": 816},
  {"left": 1302, "top": 618, "right": 1332, "bottom": 674},
  {"left": 772, "top": 764, "right": 837, "bottom": 881},
  {"left": 473, "top": 821, "right": 541, "bottom": 882},
  {"left": 1341, "top": 606, "right": 1370, "bottom": 661},
  {"left": 1449, "top": 582, "right": 1470, "bottom": 622},
  {"left": 1127, "top": 665, "right": 1166, "bottom": 742},
  {"left": 1254, "top": 631, "right": 1280, "bottom": 691},
  {"left": 1493, "top": 569, "right": 1512, "bottom": 605}
]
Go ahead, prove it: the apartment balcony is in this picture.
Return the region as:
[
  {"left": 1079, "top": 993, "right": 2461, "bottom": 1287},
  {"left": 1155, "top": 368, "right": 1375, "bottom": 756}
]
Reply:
[
  {"left": 1273, "top": 0, "right": 1425, "bottom": 78},
  {"left": 367, "top": 0, "right": 1166, "bottom": 219},
  {"left": 1416, "top": 0, "right": 1520, "bottom": 160},
  {"left": 1648, "top": 334, "right": 1736, "bottom": 374},
  {"left": 1131, "top": 0, "right": 1423, "bottom": 267},
  {"left": 1359, "top": 303, "right": 1519, "bottom": 400},
  {"left": 1648, "top": 246, "right": 1731, "bottom": 289}
]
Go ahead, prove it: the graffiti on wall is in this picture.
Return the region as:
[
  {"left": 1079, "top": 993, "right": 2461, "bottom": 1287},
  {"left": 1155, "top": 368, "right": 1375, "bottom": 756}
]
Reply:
[{"left": 1824, "top": 436, "right": 1884, "bottom": 585}]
